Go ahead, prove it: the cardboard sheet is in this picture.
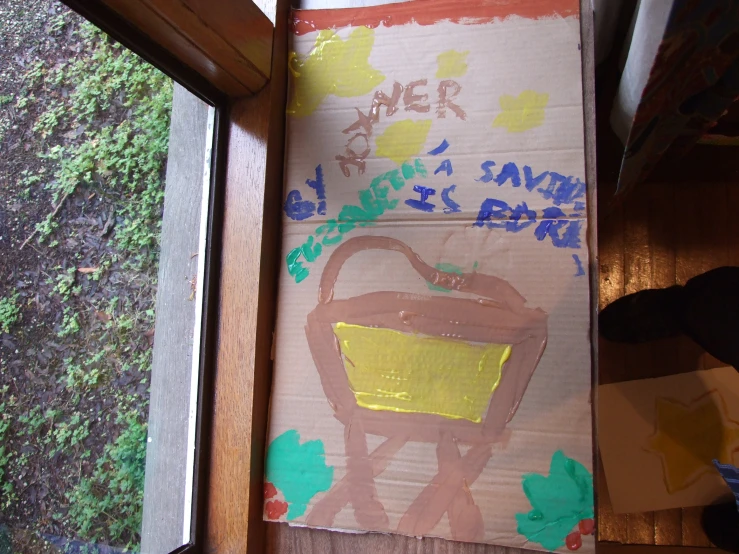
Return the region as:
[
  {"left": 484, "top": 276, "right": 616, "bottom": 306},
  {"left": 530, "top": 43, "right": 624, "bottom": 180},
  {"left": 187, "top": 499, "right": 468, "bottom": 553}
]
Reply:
[
  {"left": 599, "top": 367, "right": 739, "bottom": 514},
  {"left": 266, "top": 1, "right": 593, "bottom": 551}
]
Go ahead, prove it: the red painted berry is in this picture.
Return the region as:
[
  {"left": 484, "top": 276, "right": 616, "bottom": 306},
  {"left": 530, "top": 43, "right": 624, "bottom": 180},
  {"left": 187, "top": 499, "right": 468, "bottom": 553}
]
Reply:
[
  {"left": 264, "top": 481, "right": 278, "bottom": 500},
  {"left": 566, "top": 531, "right": 582, "bottom": 551},
  {"left": 265, "top": 499, "right": 288, "bottom": 520},
  {"left": 579, "top": 518, "right": 595, "bottom": 536}
]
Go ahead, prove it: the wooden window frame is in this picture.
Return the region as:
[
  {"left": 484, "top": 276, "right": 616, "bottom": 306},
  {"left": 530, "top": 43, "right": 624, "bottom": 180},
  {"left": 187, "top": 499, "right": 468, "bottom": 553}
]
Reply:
[{"left": 57, "top": 2, "right": 239, "bottom": 552}]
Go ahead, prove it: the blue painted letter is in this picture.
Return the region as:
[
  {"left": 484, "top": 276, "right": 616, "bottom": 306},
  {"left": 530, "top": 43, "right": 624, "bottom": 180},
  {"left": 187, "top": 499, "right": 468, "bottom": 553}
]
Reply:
[
  {"left": 405, "top": 185, "right": 437, "bottom": 212},
  {"left": 475, "top": 198, "right": 510, "bottom": 229},
  {"left": 441, "top": 185, "right": 461, "bottom": 214},
  {"left": 284, "top": 190, "right": 316, "bottom": 221},
  {"left": 477, "top": 161, "right": 496, "bottom": 183},
  {"left": 306, "top": 164, "right": 327, "bottom": 215}
]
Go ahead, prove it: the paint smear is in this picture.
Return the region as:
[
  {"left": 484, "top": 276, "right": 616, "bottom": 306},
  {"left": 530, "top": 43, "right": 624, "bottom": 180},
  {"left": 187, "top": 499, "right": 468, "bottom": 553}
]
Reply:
[
  {"left": 288, "top": 26, "right": 385, "bottom": 117},
  {"left": 493, "top": 90, "right": 549, "bottom": 133},
  {"left": 333, "top": 322, "right": 511, "bottom": 422},
  {"left": 291, "top": 0, "right": 579, "bottom": 36},
  {"left": 516, "top": 450, "right": 594, "bottom": 551},
  {"left": 436, "top": 50, "right": 469, "bottom": 78},
  {"left": 375, "top": 119, "right": 432, "bottom": 166},
  {"left": 427, "top": 262, "right": 463, "bottom": 292},
  {"left": 646, "top": 391, "right": 739, "bottom": 493},
  {"left": 265, "top": 429, "right": 334, "bottom": 520}
]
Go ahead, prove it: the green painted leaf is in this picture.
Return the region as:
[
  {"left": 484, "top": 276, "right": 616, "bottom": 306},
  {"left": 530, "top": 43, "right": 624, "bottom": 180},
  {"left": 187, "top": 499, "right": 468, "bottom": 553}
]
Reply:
[
  {"left": 265, "top": 430, "right": 334, "bottom": 520},
  {"left": 515, "top": 450, "right": 594, "bottom": 551}
]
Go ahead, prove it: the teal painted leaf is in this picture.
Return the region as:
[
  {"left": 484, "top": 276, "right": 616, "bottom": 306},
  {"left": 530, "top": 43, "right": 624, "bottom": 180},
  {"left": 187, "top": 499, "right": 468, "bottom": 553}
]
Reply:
[
  {"left": 515, "top": 450, "right": 594, "bottom": 551},
  {"left": 265, "top": 430, "right": 334, "bottom": 520}
]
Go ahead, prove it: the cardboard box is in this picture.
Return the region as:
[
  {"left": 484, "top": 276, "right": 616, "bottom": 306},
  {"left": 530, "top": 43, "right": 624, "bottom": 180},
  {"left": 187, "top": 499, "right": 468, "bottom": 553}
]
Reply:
[{"left": 265, "top": 1, "right": 593, "bottom": 550}]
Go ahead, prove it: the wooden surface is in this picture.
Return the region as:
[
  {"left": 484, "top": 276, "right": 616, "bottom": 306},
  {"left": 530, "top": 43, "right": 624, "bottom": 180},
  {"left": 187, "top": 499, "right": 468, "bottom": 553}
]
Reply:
[
  {"left": 594, "top": 88, "right": 739, "bottom": 548},
  {"left": 141, "top": 84, "right": 209, "bottom": 554},
  {"left": 267, "top": 524, "right": 527, "bottom": 553},
  {"left": 595, "top": 164, "right": 734, "bottom": 547},
  {"left": 266, "top": 528, "right": 725, "bottom": 554},
  {"left": 92, "top": 0, "right": 273, "bottom": 97},
  {"left": 204, "top": 0, "right": 287, "bottom": 550},
  {"left": 206, "top": 86, "right": 271, "bottom": 554}
]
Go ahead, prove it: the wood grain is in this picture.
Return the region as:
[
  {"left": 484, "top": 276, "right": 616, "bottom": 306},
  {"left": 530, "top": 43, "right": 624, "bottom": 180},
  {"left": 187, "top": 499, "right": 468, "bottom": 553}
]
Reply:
[
  {"left": 596, "top": 129, "right": 739, "bottom": 549},
  {"left": 654, "top": 510, "right": 683, "bottom": 547},
  {"left": 96, "top": 0, "right": 272, "bottom": 97},
  {"left": 205, "top": 87, "right": 272, "bottom": 554},
  {"left": 204, "top": 0, "right": 288, "bottom": 551},
  {"left": 267, "top": 523, "right": 528, "bottom": 554},
  {"left": 141, "top": 84, "right": 210, "bottom": 553},
  {"left": 139, "top": 0, "right": 273, "bottom": 80}
]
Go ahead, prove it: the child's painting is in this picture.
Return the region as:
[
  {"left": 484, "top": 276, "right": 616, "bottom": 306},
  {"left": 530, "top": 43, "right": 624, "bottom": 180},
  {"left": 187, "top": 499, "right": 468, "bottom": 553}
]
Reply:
[
  {"left": 266, "top": 0, "right": 593, "bottom": 551},
  {"left": 599, "top": 366, "right": 739, "bottom": 514}
]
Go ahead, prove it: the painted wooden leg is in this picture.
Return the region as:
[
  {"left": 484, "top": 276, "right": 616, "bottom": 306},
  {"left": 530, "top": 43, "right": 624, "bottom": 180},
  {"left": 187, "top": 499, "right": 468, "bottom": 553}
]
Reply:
[
  {"left": 307, "top": 435, "right": 407, "bottom": 527},
  {"left": 448, "top": 481, "right": 485, "bottom": 542},
  {"left": 344, "top": 417, "right": 390, "bottom": 530},
  {"left": 484, "top": 324, "right": 548, "bottom": 441},
  {"left": 397, "top": 440, "right": 493, "bottom": 537},
  {"left": 508, "top": 325, "right": 548, "bottom": 421},
  {"left": 437, "top": 432, "right": 485, "bottom": 542}
]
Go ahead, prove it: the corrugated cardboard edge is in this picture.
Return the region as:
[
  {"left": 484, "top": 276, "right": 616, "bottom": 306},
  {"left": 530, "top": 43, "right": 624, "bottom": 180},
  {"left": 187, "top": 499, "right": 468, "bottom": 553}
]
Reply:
[{"left": 579, "top": 0, "right": 600, "bottom": 536}]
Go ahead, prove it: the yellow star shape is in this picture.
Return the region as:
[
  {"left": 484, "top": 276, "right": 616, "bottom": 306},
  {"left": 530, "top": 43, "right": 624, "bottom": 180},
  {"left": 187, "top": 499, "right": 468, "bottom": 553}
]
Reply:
[
  {"left": 646, "top": 390, "right": 739, "bottom": 493},
  {"left": 436, "top": 50, "right": 469, "bottom": 78},
  {"left": 492, "top": 90, "right": 549, "bottom": 133},
  {"left": 287, "top": 27, "right": 385, "bottom": 117}
]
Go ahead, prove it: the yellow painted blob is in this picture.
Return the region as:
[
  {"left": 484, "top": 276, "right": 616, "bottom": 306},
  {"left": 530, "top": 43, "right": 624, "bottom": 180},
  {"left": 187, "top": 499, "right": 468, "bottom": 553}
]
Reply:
[
  {"left": 492, "top": 90, "right": 549, "bottom": 133},
  {"left": 333, "top": 322, "right": 511, "bottom": 422},
  {"left": 436, "top": 50, "right": 469, "bottom": 78},
  {"left": 287, "top": 27, "right": 385, "bottom": 117},
  {"left": 375, "top": 119, "right": 432, "bottom": 166},
  {"left": 647, "top": 392, "right": 739, "bottom": 493}
]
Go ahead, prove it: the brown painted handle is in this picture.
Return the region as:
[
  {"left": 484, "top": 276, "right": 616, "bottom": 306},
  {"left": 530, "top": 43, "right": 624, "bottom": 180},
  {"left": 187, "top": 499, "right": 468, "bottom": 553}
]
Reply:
[{"left": 318, "top": 236, "right": 527, "bottom": 313}]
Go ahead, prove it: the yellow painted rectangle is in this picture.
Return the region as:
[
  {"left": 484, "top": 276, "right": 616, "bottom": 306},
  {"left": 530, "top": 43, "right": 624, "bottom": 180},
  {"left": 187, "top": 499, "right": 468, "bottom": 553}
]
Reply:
[{"left": 333, "top": 322, "right": 511, "bottom": 422}]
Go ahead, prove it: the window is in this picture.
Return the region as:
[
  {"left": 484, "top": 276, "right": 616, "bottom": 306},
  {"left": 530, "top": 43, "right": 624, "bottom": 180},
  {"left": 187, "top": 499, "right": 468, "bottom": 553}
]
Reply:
[{"left": 0, "top": 3, "right": 219, "bottom": 552}]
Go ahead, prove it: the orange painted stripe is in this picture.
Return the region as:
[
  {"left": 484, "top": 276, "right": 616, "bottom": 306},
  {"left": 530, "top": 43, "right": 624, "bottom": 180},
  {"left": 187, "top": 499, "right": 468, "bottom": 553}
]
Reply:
[{"left": 292, "top": 0, "right": 579, "bottom": 36}]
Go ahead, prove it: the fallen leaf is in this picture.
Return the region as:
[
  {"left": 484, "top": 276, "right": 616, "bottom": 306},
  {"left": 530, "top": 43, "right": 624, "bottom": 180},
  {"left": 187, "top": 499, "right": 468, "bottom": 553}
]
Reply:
[{"left": 94, "top": 311, "right": 112, "bottom": 323}]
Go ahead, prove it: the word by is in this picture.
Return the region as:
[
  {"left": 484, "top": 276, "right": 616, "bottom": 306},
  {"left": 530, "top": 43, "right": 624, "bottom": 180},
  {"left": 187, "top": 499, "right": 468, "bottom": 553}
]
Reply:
[
  {"left": 284, "top": 165, "right": 327, "bottom": 221},
  {"left": 286, "top": 159, "right": 427, "bottom": 283},
  {"left": 337, "top": 79, "right": 466, "bottom": 177}
]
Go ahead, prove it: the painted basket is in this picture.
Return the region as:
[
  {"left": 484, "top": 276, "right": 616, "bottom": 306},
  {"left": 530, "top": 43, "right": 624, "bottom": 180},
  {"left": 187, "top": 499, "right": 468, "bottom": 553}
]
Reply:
[{"left": 306, "top": 236, "right": 548, "bottom": 444}]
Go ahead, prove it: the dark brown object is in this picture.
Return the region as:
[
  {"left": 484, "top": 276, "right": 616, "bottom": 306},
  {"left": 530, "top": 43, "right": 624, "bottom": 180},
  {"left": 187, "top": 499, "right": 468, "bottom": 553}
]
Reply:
[
  {"left": 62, "top": 0, "right": 273, "bottom": 98},
  {"left": 596, "top": 148, "right": 739, "bottom": 549}
]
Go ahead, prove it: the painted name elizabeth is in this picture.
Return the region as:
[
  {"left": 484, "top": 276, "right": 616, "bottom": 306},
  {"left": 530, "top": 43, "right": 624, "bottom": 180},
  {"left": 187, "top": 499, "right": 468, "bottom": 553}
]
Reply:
[{"left": 283, "top": 146, "right": 586, "bottom": 284}]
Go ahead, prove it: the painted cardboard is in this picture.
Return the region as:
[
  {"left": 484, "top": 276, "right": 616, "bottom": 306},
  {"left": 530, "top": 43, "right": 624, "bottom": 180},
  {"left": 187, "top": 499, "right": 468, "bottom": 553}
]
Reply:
[
  {"left": 599, "top": 366, "right": 739, "bottom": 514},
  {"left": 266, "top": 1, "right": 593, "bottom": 551}
]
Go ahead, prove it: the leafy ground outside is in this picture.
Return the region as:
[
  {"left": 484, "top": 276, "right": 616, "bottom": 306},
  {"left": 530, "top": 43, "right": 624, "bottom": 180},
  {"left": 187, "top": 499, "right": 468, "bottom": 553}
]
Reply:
[{"left": 1, "top": 2, "right": 172, "bottom": 551}]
